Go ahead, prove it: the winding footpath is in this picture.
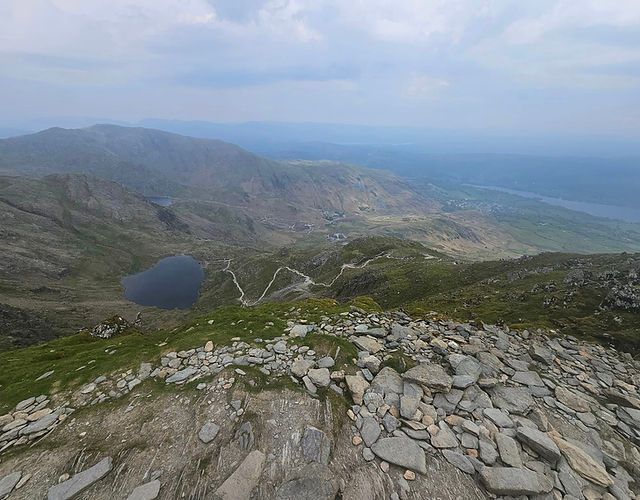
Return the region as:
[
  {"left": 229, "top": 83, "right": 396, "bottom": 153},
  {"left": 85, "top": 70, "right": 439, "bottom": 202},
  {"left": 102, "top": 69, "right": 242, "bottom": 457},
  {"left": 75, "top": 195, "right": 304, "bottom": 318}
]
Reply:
[{"left": 222, "top": 253, "right": 390, "bottom": 307}]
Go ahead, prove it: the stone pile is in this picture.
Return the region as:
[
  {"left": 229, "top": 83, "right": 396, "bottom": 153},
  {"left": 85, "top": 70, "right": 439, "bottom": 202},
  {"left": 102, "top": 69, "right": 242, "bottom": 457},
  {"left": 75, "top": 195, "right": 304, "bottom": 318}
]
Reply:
[
  {"left": 0, "top": 395, "right": 71, "bottom": 454},
  {"left": 2, "top": 307, "right": 639, "bottom": 499},
  {"left": 324, "top": 309, "right": 640, "bottom": 499}
]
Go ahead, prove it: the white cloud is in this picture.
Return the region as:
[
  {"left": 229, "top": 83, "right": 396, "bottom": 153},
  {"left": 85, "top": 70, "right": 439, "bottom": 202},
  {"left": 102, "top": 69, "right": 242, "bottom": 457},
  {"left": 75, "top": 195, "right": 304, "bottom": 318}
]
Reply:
[
  {"left": 332, "top": 0, "right": 494, "bottom": 43},
  {"left": 404, "top": 74, "right": 449, "bottom": 99},
  {"left": 0, "top": 0, "right": 639, "bottom": 134}
]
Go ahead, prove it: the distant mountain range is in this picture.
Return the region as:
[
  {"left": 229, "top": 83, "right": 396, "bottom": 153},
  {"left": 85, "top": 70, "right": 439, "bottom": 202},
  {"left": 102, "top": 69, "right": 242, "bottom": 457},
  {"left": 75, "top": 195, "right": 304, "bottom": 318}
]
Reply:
[
  {"left": 3, "top": 124, "right": 640, "bottom": 348},
  {"left": 0, "top": 125, "right": 433, "bottom": 221}
]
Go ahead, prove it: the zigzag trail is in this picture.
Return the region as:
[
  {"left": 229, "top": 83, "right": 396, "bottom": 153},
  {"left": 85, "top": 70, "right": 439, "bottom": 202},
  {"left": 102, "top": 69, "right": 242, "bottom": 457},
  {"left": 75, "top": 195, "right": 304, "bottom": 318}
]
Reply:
[{"left": 221, "top": 253, "right": 390, "bottom": 306}]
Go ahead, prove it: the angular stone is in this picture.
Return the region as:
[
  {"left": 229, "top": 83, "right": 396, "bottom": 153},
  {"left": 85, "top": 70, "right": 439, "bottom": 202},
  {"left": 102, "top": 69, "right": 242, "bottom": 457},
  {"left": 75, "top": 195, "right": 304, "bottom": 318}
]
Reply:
[
  {"left": 307, "top": 368, "right": 330, "bottom": 388},
  {"left": 301, "top": 426, "right": 331, "bottom": 464},
  {"left": 479, "top": 439, "right": 498, "bottom": 465},
  {"left": 126, "top": 480, "right": 161, "bottom": 500},
  {"left": 198, "top": 422, "right": 220, "bottom": 444},
  {"left": 400, "top": 395, "right": 420, "bottom": 420},
  {"left": 403, "top": 363, "right": 452, "bottom": 392},
  {"left": 361, "top": 355, "right": 381, "bottom": 374},
  {"left": 370, "top": 437, "right": 427, "bottom": 474},
  {"left": 291, "top": 359, "right": 315, "bottom": 378},
  {"left": 551, "top": 434, "right": 613, "bottom": 487},
  {"left": 450, "top": 355, "right": 482, "bottom": 381},
  {"left": 0, "top": 471, "right": 21, "bottom": 498},
  {"left": 369, "top": 367, "right": 403, "bottom": 396},
  {"left": 360, "top": 417, "right": 381, "bottom": 447},
  {"left": 495, "top": 433, "right": 522, "bottom": 468},
  {"left": 15, "top": 397, "right": 35, "bottom": 411},
  {"left": 529, "top": 345, "right": 555, "bottom": 365},
  {"left": 165, "top": 367, "right": 197, "bottom": 384},
  {"left": 442, "top": 450, "right": 474, "bottom": 474},
  {"left": 47, "top": 457, "right": 113, "bottom": 500},
  {"left": 512, "top": 371, "right": 544, "bottom": 387},
  {"left": 488, "top": 386, "right": 534, "bottom": 415},
  {"left": 345, "top": 374, "right": 370, "bottom": 405},
  {"left": 452, "top": 375, "right": 477, "bottom": 389},
  {"left": 515, "top": 427, "right": 560, "bottom": 463},
  {"left": 431, "top": 422, "right": 458, "bottom": 449},
  {"left": 317, "top": 357, "right": 335, "bottom": 369},
  {"left": 555, "top": 387, "right": 590, "bottom": 413},
  {"left": 352, "top": 337, "right": 383, "bottom": 354},
  {"left": 483, "top": 408, "right": 513, "bottom": 428},
  {"left": 366, "top": 328, "right": 388, "bottom": 338},
  {"left": 28, "top": 408, "right": 53, "bottom": 422},
  {"left": 479, "top": 466, "right": 553, "bottom": 496},
  {"left": 215, "top": 450, "right": 265, "bottom": 499},
  {"left": 290, "top": 324, "right": 311, "bottom": 337},
  {"left": 20, "top": 411, "right": 59, "bottom": 435}
]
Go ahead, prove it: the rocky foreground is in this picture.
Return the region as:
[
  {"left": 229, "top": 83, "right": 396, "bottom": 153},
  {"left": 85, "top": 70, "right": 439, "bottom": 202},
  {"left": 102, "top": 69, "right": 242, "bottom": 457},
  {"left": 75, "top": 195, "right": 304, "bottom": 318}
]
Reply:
[{"left": 0, "top": 307, "right": 639, "bottom": 499}]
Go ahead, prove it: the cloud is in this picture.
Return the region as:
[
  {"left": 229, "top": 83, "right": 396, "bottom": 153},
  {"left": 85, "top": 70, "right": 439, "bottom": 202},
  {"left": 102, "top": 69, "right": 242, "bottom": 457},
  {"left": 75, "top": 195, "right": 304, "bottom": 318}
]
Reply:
[
  {"left": 0, "top": 0, "right": 639, "bottom": 135},
  {"left": 404, "top": 74, "right": 449, "bottom": 99}
]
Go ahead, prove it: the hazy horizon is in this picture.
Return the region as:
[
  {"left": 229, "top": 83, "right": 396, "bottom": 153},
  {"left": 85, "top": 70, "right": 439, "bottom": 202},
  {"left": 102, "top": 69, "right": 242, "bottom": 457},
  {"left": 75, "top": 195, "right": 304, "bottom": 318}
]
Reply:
[{"left": 1, "top": 1, "right": 640, "bottom": 141}]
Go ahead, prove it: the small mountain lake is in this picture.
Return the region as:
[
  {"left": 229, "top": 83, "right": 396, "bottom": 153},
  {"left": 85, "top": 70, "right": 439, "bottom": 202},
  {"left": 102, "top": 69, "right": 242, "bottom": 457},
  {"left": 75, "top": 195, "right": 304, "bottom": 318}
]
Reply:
[{"left": 122, "top": 255, "right": 204, "bottom": 309}]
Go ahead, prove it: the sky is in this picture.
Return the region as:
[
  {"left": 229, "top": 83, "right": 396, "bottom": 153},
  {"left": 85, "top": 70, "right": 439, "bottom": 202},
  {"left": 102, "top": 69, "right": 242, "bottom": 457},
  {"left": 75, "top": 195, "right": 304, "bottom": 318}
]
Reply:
[{"left": 1, "top": 0, "right": 639, "bottom": 137}]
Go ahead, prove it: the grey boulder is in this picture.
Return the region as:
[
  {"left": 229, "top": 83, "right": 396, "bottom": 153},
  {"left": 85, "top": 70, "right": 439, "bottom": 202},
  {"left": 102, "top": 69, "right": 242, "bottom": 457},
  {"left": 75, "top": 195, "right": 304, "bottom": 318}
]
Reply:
[
  {"left": 515, "top": 427, "right": 560, "bottom": 463},
  {"left": 371, "top": 437, "right": 427, "bottom": 474},
  {"left": 198, "top": 422, "right": 221, "bottom": 444},
  {"left": 479, "top": 466, "right": 553, "bottom": 496},
  {"left": 402, "top": 363, "right": 452, "bottom": 392}
]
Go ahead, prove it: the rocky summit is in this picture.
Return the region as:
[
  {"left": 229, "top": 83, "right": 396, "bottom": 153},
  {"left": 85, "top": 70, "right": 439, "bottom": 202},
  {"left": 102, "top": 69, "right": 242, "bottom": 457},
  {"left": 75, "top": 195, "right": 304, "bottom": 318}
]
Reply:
[{"left": 0, "top": 305, "right": 639, "bottom": 499}]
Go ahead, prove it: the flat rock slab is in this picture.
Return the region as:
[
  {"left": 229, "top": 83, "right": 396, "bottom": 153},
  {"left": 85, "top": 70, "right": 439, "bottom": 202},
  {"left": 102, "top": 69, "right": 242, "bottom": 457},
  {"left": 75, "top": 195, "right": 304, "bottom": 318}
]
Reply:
[
  {"left": 20, "top": 411, "right": 59, "bottom": 435},
  {"left": 301, "top": 426, "right": 331, "bottom": 464},
  {"left": 198, "top": 422, "right": 220, "bottom": 444},
  {"left": 47, "top": 457, "right": 113, "bottom": 500},
  {"left": 360, "top": 417, "right": 381, "bottom": 447},
  {"left": 165, "top": 367, "right": 198, "bottom": 384},
  {"left": 551, "top": 435, "right": 613, "bottom": 487},
  {"left": 402, "top": 363, "right": 452, "bottom": 392},
  {"left": 442, "top": 450, "right": 474, "bottom": 474},
  {"left": 215, "top": 450, "right": 265, "bottom": 499},
  {"left": 431, "top": 422, "right": 459, "bottom": 449},
  {"left": 352, "top": 337, "right": 383, "bottom": 354},
  {"left": 0, "top": 471, "right": 22, "bottom": 498},
  {"left": 555, "top": 386, "right": 590, "bottom": 413},
  {"left": 483, "top": 408, "right": 513, "bottom": 428},
  {"left": 488, "top": 386, "right": 534, "bottom": 415},
  {"left": 479, "top": 466, "right": 553, "bottom": 496},
  {"left": 512, "top": 371, "right": 544, "bottom": 387},
  {"left": 369, "top": 367, "right": 403, "bottom": 396},
  {"left": 515, "top": 427, "right": 560, "bottom": 463},
  {"left": 126, "top": 480, "right": 161, "bottom": 500},
  {"left": 371, "top": 437, "right": 427, "bottom": 474},
  {"left": 495, "top": 433, "right": 522, "bottom": 468}
]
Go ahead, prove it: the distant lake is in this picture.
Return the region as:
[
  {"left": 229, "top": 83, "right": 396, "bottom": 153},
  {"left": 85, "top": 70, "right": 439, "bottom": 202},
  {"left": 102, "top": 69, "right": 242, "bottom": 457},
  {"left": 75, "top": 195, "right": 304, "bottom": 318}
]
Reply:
[
  {"left": 122, "top": 255, "right": 204, "bottom": 309},
  {"left": 146, "top": 196, "right": 174, "bottom": 207},
  {"left": 476, "top": 185, "right": 640, "bottom": 224}
]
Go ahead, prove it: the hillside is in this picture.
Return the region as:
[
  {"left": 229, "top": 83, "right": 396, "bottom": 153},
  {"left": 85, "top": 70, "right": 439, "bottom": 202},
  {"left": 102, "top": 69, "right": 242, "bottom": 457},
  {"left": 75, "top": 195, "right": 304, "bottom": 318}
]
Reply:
[
  {"left": 0, "top": 125, "right": 434, "bottom": 221},
  {"left": 0, "top": 173, "right": 263, "bottom": 347},
  {"left": 0, "top": 299, "right": 638, "bottom": 499},
  {"left": 218, "top": 237, "right": 640, "bottom": 350}
]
